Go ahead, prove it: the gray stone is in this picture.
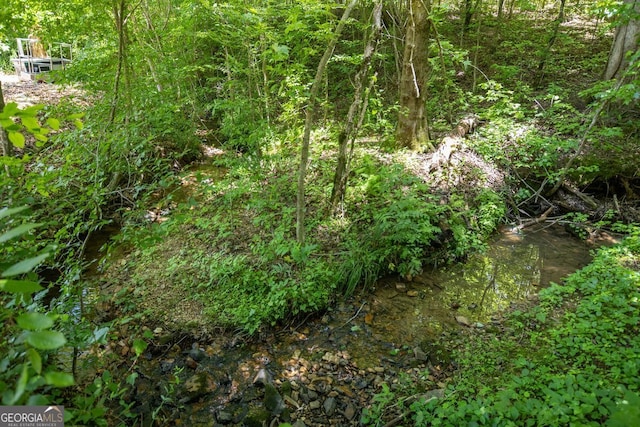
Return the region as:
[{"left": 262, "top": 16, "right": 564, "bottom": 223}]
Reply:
[
  {"left": 264, "top": 383, "right": 285, "bottom": 415},
  {"left": 216, "top": 411, "right": 233, "bottom": 423},
  {"left": 309, "top": 400, "right": 321, "bottom": 410},
  {"left": 323, "top": 397, "right": 337, "bottom": 416},
  {"left": 343, "top": 403, "right": 356, "bottom": 420}
]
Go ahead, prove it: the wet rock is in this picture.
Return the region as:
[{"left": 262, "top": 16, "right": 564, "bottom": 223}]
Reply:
[
  {"left": 343, "top": 403, "right": 356, "bottom": 420},
  {"left": 216, "top": 410, "right": 233, "bottom": 424},
  {"left": 185, "top": 356, "right": 198, "bottom": 369},
  {"left": 455, "top": 315, "right": 471, "bottom": 326},
  {"left": 423, "top": 388, "right": 445, "bottom": 400},
  {"left": 264, "top": 383, "right": 285, "bottom": 415},
  {"left": 159, "top": 358, "right": 175, "bottom": 373},
  {"left": 186, "top": 347, "right": 207, "bottom": 362},
  {"left": 183, "top": 372, "right": 217, "bottom": 400},
  {"left": 413, "top": 347, "right": 428, "bottom": 362},
  {"left": 243, "top": 407, "right": 270, "bottom": 427},
  {"left": 253, "top": 368, "right": 272, "bottom": 386},
  {"left": 323, "top": 397, "right": 337, "bottom": 416}
]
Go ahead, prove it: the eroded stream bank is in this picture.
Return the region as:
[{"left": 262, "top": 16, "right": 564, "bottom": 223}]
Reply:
[{"left": 88, "top": 224, "right": 600, "bottom": 426}]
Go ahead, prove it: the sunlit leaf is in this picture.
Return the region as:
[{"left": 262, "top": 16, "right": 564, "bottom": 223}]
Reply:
[
  {"left": 73, "top": 119, "right": 83, "bottom": 130},
  {"left": 27, "top": 348, "right": 42, "bottom": 374},
  {"left": 1, "top": 102, "right": 19, "bottom": 117},
  {"left": 33, "top": 133, "right": 48, "bottom": 143},
  {"left": 17, "top": 312, "right": 54, "bottom": 330},
  {"left": 1, "top": 253, "right": 49, "bottom": 277},
  {"left": 66, "top": 112, "right": 85, "bottom": 120},
  {"left": 0, "top": 223, "right": 41, "bottom": 243},
  {"left": 46, "top": 118, "right": 60, "bottom": 130},
  {"left": 11, "top": 364, "right": 29, "bottom": 405},
  {"left": 26, "top": 330, "right": 67, "bottom": 350},
  {"left": 0, "top": 279, "right": 43, "bottom": 293},
  {"left": 44, "top": 371, "right": 74, "bottom": 387},
  {"left": 21, "top": 116, "right": 40, "bottom": 131},
  {"left": 18, "top": 104, "right": 44, "bottom": 116},
  {"left": 132, "top": 338, "right": 148, "bottom": 357},
  {"left": 8, "top": 131, "right": 25, "bottom": 149}
]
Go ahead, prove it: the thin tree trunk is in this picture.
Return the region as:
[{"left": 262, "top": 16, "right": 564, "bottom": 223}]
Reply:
[
  {"left": 109, "top": 0, "right": 127, "bottom": 124},
  {"left": 535, "top": 0, "right": 566, "bottom": 86},
  {"left": 296, "top": 0, "right": 358, "bottom": 244},
  {"left": 330, "top": 1, "right": 383, "bottom": 212},
  {"left": 0, "top": 82, "right": 11, "bottom": 176}
]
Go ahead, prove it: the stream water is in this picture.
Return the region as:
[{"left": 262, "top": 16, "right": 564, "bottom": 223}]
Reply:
[{"left": 91, "top": 222, "right": 598, "bottom": 425}]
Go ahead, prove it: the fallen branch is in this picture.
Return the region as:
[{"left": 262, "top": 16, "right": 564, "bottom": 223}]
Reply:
[
  {"left": 515, "top": 206, "right": 554, "bottom": 230},
  {"left": 561, "top": 181, "right": 598, "bottom": 209}
]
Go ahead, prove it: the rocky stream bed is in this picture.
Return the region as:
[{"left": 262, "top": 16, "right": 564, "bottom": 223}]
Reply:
[{"left": 88, "top": 225, "right": 600, "bottom": 426}]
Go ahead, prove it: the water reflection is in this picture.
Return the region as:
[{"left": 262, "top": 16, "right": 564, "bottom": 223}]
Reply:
[{"left": 364, "top": 225, "right": 594, "bottom": 352}]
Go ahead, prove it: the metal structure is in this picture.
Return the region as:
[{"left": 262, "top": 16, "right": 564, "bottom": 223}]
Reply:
[{"left": 11, "top": 38, "right": 73, "bottom": 79}]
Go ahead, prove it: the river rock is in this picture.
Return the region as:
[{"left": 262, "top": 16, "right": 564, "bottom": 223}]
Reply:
[
  {"left": 183, "top": 372, "right": 217, "bottom": 400},
  {"left": 323, "top": 397, "right": 337, "bottom": 416},
  {"left": 309, "top": 400, "right": 321, "bottom": 410},
  {"left": 216, "top": 410, "right": 233, "bottom": 424},
  {"left": 423, "top": 388, "right": 445, "bottom": 400},
  {"left": 244, "top": 407, "right": 271, "bottom": 427},
  {"left": 343, "top": 403, "right": 356, "bottom": 420},
  {"left": 264, "top": 383, "right": 285, "bottom": 415},
  {"left": 455, "top": 315, "right": 471, "bottom": 326}
]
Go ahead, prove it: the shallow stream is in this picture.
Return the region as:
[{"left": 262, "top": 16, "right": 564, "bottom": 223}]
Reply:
[{"left": 97, "top": 224, "right": 598, "bottom": 425}]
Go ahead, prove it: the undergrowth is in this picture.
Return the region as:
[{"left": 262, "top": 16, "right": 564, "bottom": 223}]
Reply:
[{"left": 105, "top": 144, "right": 505, "bottom": 333}]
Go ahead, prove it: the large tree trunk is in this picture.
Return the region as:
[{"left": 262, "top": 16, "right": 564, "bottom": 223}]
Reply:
[
  {"left": 396, "top": 0, "right": 431, "bottom": 151},
  {"left": 296, "top": 0, "right": 358, "bottom": 244},
  {"left": 604, "top": 0, "right": 640, "bottom": 80}
]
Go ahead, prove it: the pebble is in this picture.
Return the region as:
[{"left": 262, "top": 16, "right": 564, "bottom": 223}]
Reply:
[
  {"left": 323, "top": 397, "right": 337, "bottom": 416},
  {"left": 343, "top": 403, "right": 356, "bottom": 420},
  {"left": 309, "top": 400, "right": 321, "bottom": 410},
  {"left": 455, "top": 315, "right": 471, "bottom": 326}
]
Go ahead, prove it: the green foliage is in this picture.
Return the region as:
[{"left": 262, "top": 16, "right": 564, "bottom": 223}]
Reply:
[{"left": 0, "top": 206, "right": 73, "bottom": 406}]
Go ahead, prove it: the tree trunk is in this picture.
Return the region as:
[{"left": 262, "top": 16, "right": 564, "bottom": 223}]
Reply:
[
  {"left": 296, "top": 0, "right": 358, "bottom": 244},
  {"left": 535, "top": 0, "right": 566, "bottom": 86},
  {"left": 330, "top": 1, "right": 383, "bottom": 212},
  {"left": 396, "top": 0, "right": 431, "bottom": 151},
  {"left": 604, "top": 0, "right": 640, "bottom": 80},
  {"left": 0, "top": 82, "right": 11, "bottom": 176}
]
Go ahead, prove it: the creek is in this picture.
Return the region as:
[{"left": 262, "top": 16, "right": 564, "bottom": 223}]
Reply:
[{"left": 84, "top": 219, "right": 598, "bottom": 426}]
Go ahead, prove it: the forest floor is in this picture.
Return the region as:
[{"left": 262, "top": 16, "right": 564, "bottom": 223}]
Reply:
[{"left": 3, "top": 67, "right": 638, "bottom": 425}]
